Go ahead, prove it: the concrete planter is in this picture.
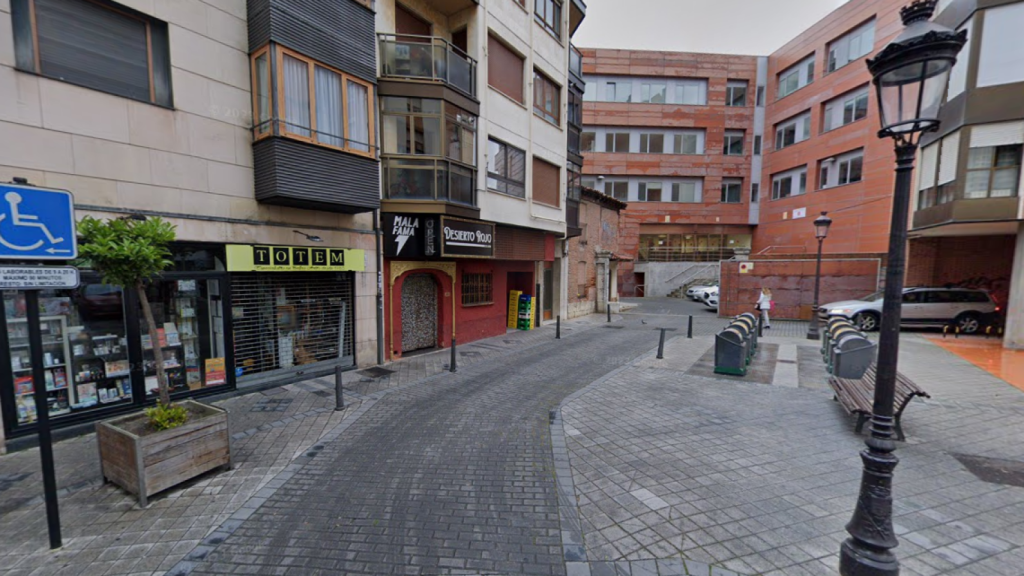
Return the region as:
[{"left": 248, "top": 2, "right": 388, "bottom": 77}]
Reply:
[{"left": 96, "top": 400, "right": 230, "bottom": 507}]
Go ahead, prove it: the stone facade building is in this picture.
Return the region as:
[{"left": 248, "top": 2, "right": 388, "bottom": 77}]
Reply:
[{"left": 567, "top": 187, "right": 626, "bottom": 319}]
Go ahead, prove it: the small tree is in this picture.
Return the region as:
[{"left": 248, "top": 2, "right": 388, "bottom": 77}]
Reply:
[{"left": 78, "top": 216, "right": 177, "bottom": 408}]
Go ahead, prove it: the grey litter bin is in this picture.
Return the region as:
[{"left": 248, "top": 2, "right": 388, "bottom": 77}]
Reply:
[
  {"left": 734, "top": 314, "right": 758, "bottom": 351},
  {"left": 832, "top": 333, "right": 876, "bottom": 380},
  {"left": 715, "top": 326, "right": 749, "bottom": 376}
]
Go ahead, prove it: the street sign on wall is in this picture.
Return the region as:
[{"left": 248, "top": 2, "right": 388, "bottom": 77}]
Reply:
[
  {"left": 0, "top": 266, "right": 80, "bottom": 289},
  {"left": 0, "top": 183, "right": 77, "bottom": 260}
]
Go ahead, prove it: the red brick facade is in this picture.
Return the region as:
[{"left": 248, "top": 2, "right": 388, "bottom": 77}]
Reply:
[
  {"left": 567, "top": 188, "right": 626, "bottom": 318},
  {"left": 907, "top": 236, "right": 1017, "bottom": 307}
]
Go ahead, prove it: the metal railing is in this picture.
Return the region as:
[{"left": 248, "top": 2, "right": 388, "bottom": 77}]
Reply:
[
  {"left": 666, "top": 262, "right": 719, "bottom": 286},
  {"left": 637, "top": 247, "right": 737, "bottom": 263},
  {"left": 569, "top": 45, "right": 583, "bottom": 80},
  {"left": 382, "top": 156, "right": 477, "bottom": 207},
  {"left": 756, "top": 245, "right": 808, "bottom": 255},
  {"left": 378, "top": 34, "right": 477, "bottom": 99}
]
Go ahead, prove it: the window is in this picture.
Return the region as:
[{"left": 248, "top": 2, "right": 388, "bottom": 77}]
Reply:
[
  {"left": 777, "top": 55, "right": 815, "bottom": 98},
  {"left": 751, "top": 182, "right": 760, "bottom": 203},
  {"left": 446, "top": 105, "right": 477, "bottom": 166},
  {"left": 535, "top": 0, "right": 563, "bottom": 40},
  {"left": 723, "top": 131, "right": 744, "bottom": 155},
  {"left": 606, "top": 81, "right": 632, "bottom": 102},
  {"left": 13, "top": 0, "right": 172, "bottom": 107},
  {"left": 567, "top": 90, "right": 582, "bottom": 127},
  {"left": 533, "top": 157, "right": 561, "bottom": 206},
  {"left": 639, "top": 133, "right": 665, "bottom": 153},
  {"left": 819, "top": 163, "right": 830, "bottom": 190},
  {"left": 671, "top": 181, "right": 701, "bottom": 202},
  {"left": 488, "top": 35, "right": 525, "bottom": 103},
  {"left": 676, "top": 80, "right": 707, "bottom": 105},
  {"left": 641, "top": 83, "right": 667, "bottom": 103},
  {"left": 673, "top": 132, "right": 702, "bottom": 154},
  {"left": 818, "top": 150, "right": 864, "bottom": 190},
  {"left": 487, "top": 138, "right": 526, "bottom": 198},
  {"left": 382, "top": 97, "right": 443, "bottom": 156},
  {"left": 726, "top": 81, "right": 748, "bottom": 107},
  {"left": 638, "top": 182, "right": 663, "bottom": 202},
  {"left": 721, "top": 179, "right": 742, "bottom": 203},
  {"left": 581, "top": 132, "right": 596, "bottom": 152},
  {"left": 946, "top": 18, "right": 972, "bottom": 99},
  {"left": 977, "top": 3, "right": 1024, "bottom": 88},
  {"left": 753, "top": 135, "right": 762, "bottom": 155},
  {"left": 823, "top": 88, "right": 869, "bottom": 132},
  {"left": 606, "top": 181, "right": 628, "bottom": 201},
  {"left": 775, "top": 112, "right": 811, "bottom": 149},
  {"left": 918, "top": 188, "right": 937, "bottom": 210},
  {"left": 756, "top": 86, "right": 765, "bottom": 106},
  {"left": 771, "top": 167, "right": 807, "bottom": 200},
  {"left": 462, "top": 274, "right": 493, "bottom": 306},
  {"left": 583, "top": 82, "right": 597, "bottom": 101},
  {"left": 838, "top": 152, "right": 864, "bottom": 185},
  {"left": 965, "top": 145, "right": 1022, "bottom": 198},
  {"left": 533, "top": 70, "right": 561, "bottom": 125},
  {"left": 605, "top": 132, "right": 630, "bottom": 153},
  {"left": 827, "top": 21, "right": 876, "bottom": 73},
  {"left": 252, "top": 46, "right": 375, "bottom": 157}
]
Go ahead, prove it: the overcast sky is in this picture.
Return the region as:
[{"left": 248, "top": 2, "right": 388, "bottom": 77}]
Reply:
[{"left": 573, "top": 0, "right": 851, "bottom": 55}]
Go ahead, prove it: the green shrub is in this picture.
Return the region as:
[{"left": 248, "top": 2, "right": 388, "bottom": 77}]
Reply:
[{"left": 145, "top": 403, "right": 189, "bottom": 431}]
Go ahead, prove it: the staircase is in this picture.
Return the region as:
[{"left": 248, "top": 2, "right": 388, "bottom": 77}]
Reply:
[{"left": 667, "top": 263, "right": 720, "bottom": 298}]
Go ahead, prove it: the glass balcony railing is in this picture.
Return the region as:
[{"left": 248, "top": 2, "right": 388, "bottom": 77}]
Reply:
[
  {"left": 569, "top": 45, "right": 583, "bottom": 80},
  {"left": 382, "top": 157, "right": 477, "bottom": 207},
  {"left": 378, "top": 34, "right": 477, "bottom": 99}
]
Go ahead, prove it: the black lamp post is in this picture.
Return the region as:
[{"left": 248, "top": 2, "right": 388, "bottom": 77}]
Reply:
[
  {"left": 806, "top": 212, "right": 832, "bottom": 341},
  {"left": 840, "top": 2, "right": 966, "bottom": 575}
]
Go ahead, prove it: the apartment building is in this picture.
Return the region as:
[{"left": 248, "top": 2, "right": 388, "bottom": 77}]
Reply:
[
  {"left": 0, "top": 0, "right": 379, "bottom": 444},
  {"left": 376, "top": 0, "right": 585, "bottom": 358},
  {"left": 908, "top": 0, "right": 1024, "bottom": 348},
  {"left": 579, "top": 49, "right": 761, "bottom": 297}
]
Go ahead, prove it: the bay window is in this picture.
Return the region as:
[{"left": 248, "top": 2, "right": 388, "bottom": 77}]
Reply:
[
  {"left": 965, "top": 145, "right": 1022, "bottom": 198},
  {"left": 250, "top": 44, "right": 375, "bottom": 157}
]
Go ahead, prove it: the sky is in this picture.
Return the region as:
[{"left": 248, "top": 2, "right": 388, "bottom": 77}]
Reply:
[{"left": 572, "top": 0, "right": 851, "bottom": 56}]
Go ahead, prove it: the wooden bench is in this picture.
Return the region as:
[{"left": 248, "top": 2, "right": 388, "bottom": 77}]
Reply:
[{"left": 829, "top": 364, "right": 930, "bottom": 441}]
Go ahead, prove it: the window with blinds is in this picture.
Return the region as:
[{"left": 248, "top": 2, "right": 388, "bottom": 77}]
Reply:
[
  {"left": 532, "top": 157, "right": 561, "bottom": 207},
  {"left": 231, "top": 273, "right": 355, "bottom": 380},
  {"left": 488, "top": 35, "right": 525, "bottom": 104},
  {"left": 13, "top": 0, "right": 172, "bottom": 106}
]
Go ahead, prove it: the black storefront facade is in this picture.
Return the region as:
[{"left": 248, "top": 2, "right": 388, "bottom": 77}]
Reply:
[{"left": 1, "top": 241, "right": 365, "bottom": 441}]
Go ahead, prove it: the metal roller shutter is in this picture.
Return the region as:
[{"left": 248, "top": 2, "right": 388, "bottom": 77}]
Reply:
[{"left": 231, "top": 272, "right": 355, "bottom": 381}]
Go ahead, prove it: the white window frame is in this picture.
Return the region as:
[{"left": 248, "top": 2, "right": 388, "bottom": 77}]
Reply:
[
  {"left": 675, "top": 79, "right": 707, "bottom": 105},
  {"left": 639, "top": 133, "right": 665, "bottom": 154},
  {"left": 777, "top": 55, "right": 815, "bottom": 99},
  {"left": 822, "top": 86, "right": 870, "bottom": 132},
  {"left": 605, "top": 131, "right": 631, "bottom": 153},
  {"left": 726, "top": 80, "right": 748, "bottom": 107},
  {"left": 721, "top": 179, "right": 743, "bottom": 203},
  {"left": 723, "top": 131, "right": 744, "bottom": 156},
  {"left": 771, "top": 166, "right": 807, "bottom": 200},
  {"left": 605, "top": 180, "right": 629, "bottom": 200},
  {"left": 774, "top": 112, "right": 811, "bottom": 150},
  {"left": 637, "top": 181, "right": 665, "bottom": 202},
  {"left": 640, "top": 82, "right": 667, "bottom": 104},
  {"left": 671, "top": 181, "right": 702, "bottom": 203},
  {"left": 827, "top": 20, "right": 876, "bottom": 73}
]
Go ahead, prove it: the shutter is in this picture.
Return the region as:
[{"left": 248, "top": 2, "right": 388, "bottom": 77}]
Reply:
[
  {"left": 35, "top": 0, "right": 151, "bottom": 102},
  {"left": 919, "top": 143, "right": 939, "bottom": 190},
  {"left": 231, "top": 272, "right": 355, "bottom": 381},
  {"left": 970, "top": 121, "right": 1024, "bottom": 148},
  {"left": 532, "top": 157, "right": 561, "bottom": 207},
  {"left": 488, "top": 35, "right": 524, "bottom": 104},
  {"left": 937, "top": 130, "right": 961, "bottom": 185}
]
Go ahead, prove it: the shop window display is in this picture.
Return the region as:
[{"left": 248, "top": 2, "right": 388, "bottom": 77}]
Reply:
[
  {"left": 140, "top": 279, "right": 227, "bottom": 395},
  {"left": 5, "top": 285, "right": 130, "bottom": 424}
]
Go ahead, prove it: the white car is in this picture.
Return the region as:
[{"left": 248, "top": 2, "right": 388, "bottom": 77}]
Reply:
[
  {"left": 687, "top": 285, "right": 715, "bottom": 300},
  {"left": 703, "top": 293, "right": 719, "bottom": 310},
  {"left": 693, "top": 286, "right": 719, "bottom": 302}
]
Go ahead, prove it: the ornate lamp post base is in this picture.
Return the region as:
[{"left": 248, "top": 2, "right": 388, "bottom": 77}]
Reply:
[{"left": 840, "top": 434, "right": 900, "bottom": 576}]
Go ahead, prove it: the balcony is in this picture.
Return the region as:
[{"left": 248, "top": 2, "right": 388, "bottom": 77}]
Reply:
[
  {"left": 913, "top": 197, "right": 1020, "bottom": 231},
  {"left": 569, "top": 45, "right": 584, "bottom": 85},
  {"left": 381, "top": 156, "right": 479, "bottom": 218},
  {"left": 379, "top": 34, "right": 476, "bottom": 100}
]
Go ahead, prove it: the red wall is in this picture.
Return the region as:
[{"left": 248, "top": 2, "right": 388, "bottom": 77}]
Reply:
[
  {"left": 907, "top": 236, "right": 1016, "bottom": 307},
  {"left": 384, "top": 259, "right": 534, "bottom": 360},
  {"left": 720, "top": 258, "right": 881, "bottom": 319}
]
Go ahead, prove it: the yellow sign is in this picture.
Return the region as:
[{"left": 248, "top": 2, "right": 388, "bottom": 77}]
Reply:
[{"left": 226, "top": 245, "right": 365, "bottom": 272}]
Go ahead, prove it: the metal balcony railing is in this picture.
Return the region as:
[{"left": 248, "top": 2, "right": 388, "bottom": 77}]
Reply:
[
  {"left": 569, "top": 45, "right": 583, "bottom": 80},
  {"left": 378, "top": 34, "right": 477, "bottom": 99},
  {"left": 638, "top": 247, "right": 737, "bottom": 263},
  {"left": 382, "top": 156, "right": 477, "bottom": 207}
]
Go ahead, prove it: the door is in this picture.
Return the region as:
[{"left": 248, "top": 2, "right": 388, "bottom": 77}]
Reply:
[
  {"left": 901, "top": 290, "right": 929, "bottom": 322},
  {"left": 543, "top": 264, "right": 554, "bottom": 321},
  {"left": 402, "top": 274, "right": 438, "bottom": 353}
]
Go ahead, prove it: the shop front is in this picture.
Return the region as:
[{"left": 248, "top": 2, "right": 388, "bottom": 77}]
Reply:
[
  {"left": 383, "top": 214, "right": 554, "bottom": 359},
  {"left": 0, "top": 244, "right": 231, "bottom": 440}
]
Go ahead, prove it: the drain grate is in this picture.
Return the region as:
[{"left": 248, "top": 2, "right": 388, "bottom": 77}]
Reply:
[
  {"left": 250, "top": 398, "right": 293, "bottom": 412},
  {"left": 954, "top": 454, "right": 1024, "bottom": 488},
  {"left": 603, "top": 325, "right": 624, "bottom": 329},
  {"left": 357, "top": 367, "right": 395, "bottom": 379}
]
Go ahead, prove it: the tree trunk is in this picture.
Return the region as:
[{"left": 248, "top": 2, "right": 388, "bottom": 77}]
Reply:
[{"left": 137, "top": 283, "right": 170, "bottom": 406}]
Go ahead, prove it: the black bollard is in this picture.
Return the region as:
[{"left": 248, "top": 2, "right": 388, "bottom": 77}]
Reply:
[
  {"left": 607, "top": 305, "right": 611, "bottom": 323},
  {"left": 556, "top": 315, "right": 561, "bottom": 339},
  {"left": 687, "top": 315, "right": 693, "bottom": 339},
  {"left": 657, "top": 328, "right": 667, "bottom": 359},
  {"left": 450, "top": 337, "right": 457, "bottom": 372},
  {"left": 334, "top": 365, "right": 344, "bottom": 411},
  {"left": 757, "top": 314, "right": 763, "bottom": 338}
]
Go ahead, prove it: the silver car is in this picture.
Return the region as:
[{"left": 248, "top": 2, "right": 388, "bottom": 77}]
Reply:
[{"left": 819, "top": 287, "right": 998, "bottom": 334}]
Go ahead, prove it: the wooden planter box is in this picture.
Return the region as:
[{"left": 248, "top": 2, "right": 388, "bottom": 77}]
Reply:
[{"left": 97, "top": 400, "right": 231, "bottom": 507}]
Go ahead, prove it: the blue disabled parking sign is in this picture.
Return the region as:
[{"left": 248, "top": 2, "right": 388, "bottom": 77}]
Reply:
[{"left": 0, "top": 183, "right": 77, "bottom": 260}]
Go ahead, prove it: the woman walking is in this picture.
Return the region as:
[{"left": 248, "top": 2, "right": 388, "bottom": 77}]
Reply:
[{"left": 756, "top": 287, "right": 772, "bottom": 329}]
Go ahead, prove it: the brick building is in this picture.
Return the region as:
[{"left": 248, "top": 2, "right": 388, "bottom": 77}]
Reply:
[{"left": 566, "top": 187, "right": 627, "bottom": 319}]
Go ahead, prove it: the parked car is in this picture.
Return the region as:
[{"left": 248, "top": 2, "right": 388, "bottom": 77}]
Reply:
[
  {"left": 704, "top": 292, "right": 719, "bottom": 310},
  {"left": 687, "top": 284, "right": 717, "bottom": 300},
  {"left": 819, "top": 287, "right": 999, "bottom": 334},
  {"left": 692, "top": 285, "right": 719, "bottom": 302}
]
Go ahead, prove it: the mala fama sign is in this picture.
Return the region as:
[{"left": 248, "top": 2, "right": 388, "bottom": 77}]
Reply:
[{"left": 226, "top": 245, "right": 366, "bottom": 272}]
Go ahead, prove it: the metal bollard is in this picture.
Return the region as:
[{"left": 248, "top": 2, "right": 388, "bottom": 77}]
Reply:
[
  {"left": 450, "top": 337, "right": 457, "bottom": 372},
  {"left": 943, "top": 324, "right": 949, "bottom": 338},
  {"left": 986, "top": 325, "right": 992, "bottom": 338},
  {"left": 687, "top": 315, "right": 693, "bottom": 339},
  {"left": 607, "top": 305, "right": 611, "bottom": 323},
  {"left": 757, "top": 314, "right": 763, "bottom": 338},
  {"left": 334, "top": 365, "right": 344, "bottom": 411},
  {"left": 556, "top": 315, "right": 561, "bottom": 339},
  {"left": 657, "top": 328, "right": 667, "bottom": 359},
  {"left": 955, "top": 326, "right": 960, "bottom": 339}
]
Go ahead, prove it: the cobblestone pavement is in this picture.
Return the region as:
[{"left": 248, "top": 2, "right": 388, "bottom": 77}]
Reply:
[{"left": 561, "top": 330, "right": 1024, "bottom": 576}]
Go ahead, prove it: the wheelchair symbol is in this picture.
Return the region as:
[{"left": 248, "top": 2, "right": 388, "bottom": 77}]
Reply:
[{"left": 0, "top": 192, "right": 69, "bottom": 252}]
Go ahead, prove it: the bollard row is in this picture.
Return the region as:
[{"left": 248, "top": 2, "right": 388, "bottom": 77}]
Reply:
[
  {"left": 713, "top": 312, "right": 759, "bottom": 377},
  {"left": 821, "top": 317, "right": 876, "bottom": 379}
]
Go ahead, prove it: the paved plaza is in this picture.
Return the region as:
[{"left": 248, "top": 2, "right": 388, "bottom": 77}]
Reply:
[{"left": 1, "top": 299, "right": 1023, "bottom": 575}]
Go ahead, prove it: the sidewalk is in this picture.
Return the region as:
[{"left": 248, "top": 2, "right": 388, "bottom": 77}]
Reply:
[
  {"left": 559, "top": 330, "right": 1024, "bottom": 575},
  {"left": 0, "top": 314, "right": 608, "bottom": 576}
]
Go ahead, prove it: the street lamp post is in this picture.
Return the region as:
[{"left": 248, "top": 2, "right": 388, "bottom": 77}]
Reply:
[
  {"left": 840, "top": 2, "right": 966, "bottom": 575},
  {"left": 806, "top": 212, "right": 833, "bottom": 341}
]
